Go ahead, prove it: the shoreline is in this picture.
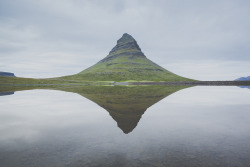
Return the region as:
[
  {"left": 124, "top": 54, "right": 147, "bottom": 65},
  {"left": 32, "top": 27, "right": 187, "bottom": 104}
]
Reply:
[
  {"left": 128, "top": 81, "right": 250, "bottom": 86},
  {"left": 0, "top": 81, "right": 250, "bottom": 86}
]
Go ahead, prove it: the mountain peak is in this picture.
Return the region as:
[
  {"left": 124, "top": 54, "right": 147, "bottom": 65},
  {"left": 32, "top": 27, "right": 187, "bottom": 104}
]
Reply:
[
  {"left": 117, "top": 33, "right": 135, "bottom": 43},
  {"left": 108, "top": 33, "right": 142, "bottom": 56}
]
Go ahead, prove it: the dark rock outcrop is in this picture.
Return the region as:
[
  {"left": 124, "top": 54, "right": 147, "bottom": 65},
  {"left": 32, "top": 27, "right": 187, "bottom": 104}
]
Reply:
[
  {"left": 0, "top": 72, "right": 15, "bottom": 77},
  {"left": 99, "top": 33, "right": 146, "bottom": 63},
  {"left": 109, "top": 33, "right": 143, "bottom": 54}
]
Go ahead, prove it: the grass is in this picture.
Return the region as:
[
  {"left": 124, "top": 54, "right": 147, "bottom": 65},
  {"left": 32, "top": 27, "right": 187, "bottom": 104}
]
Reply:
[
  {"left": 0, "top": 76, "right": 77, "bottom": 84},
  {"left": 59, "top": 55, "right": 195, "bottom": 82},
  {"left": 0, "top": 76, "right": 113, "bottom": 85}
]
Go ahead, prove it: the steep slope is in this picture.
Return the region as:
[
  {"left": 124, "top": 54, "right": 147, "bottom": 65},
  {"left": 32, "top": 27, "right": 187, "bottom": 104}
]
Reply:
[{"left": 63, "top": 33, "right": 192, "bottom": 81}]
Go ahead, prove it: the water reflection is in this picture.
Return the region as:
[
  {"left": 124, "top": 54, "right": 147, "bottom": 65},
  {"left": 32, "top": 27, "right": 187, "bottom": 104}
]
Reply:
[
  {"left": 0, "top": 92, "right": 14, "bottom": 96},
  {"left": 1, "top": 86, "right": 250, "bottom": 167},
  {"left": 0, "top": 85, "right": 189, "bottom": 133},
  {"left": 239, "top": 86, "right": 250, "bottom": 89}
]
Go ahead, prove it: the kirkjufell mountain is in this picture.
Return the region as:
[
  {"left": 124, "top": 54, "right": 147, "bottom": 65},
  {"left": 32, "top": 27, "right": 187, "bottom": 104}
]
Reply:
[{"left": 62, "top": 33, "right": 192, "bottom": 81}]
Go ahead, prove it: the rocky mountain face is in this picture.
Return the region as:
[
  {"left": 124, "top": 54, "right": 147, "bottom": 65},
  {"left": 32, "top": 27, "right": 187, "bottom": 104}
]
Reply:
[
  {"left": 99, "top": 33, "right": 146, "bottom": 63},
  {"left": 109, "top": 33, "right": 143, "bottom": 54},
  {"left": 0, "top": 72, "right": 15, "bottom": 77},
  {"left": 62, "top": 33, "right": 192, "bottom": 81}
]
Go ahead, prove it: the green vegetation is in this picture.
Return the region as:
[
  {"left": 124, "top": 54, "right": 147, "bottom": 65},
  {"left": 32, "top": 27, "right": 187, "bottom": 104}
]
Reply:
[
  {"left": 0, "top": 76, "right": 111, "bottom": 85},
  {"left": 0, "top": 76, "right": 71, "bottom": 84},
  {"left": 60, "top": 56, "right": 193, "bottom": 82}
]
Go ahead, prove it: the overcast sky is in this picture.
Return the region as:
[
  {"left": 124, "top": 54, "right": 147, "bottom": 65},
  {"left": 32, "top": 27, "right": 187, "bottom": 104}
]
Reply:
[{"left": 0, "top": 0, "right": 250, "bottom": 80}]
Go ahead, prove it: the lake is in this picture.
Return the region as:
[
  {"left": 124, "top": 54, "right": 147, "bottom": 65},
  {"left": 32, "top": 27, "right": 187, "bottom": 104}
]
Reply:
[{"left": 0, "top": 85, "right": 250, "bottom": 167}]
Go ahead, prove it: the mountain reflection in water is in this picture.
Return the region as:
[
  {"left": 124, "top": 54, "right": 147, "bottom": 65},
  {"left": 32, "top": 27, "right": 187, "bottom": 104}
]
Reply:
[
  {"left": 0, "top": 85, "right": 190, "bottom": 133},
  {"left": 1, "top": 85, "right": 250, "bottom": 167}
]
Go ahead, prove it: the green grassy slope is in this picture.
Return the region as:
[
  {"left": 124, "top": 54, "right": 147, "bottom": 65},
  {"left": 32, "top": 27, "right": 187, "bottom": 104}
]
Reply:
[
  {"left": 61, "top": 56, "right": 192, "bottom": 82},
  {"left": 0, "top": 76, "right": 90, "bottom": 85}
]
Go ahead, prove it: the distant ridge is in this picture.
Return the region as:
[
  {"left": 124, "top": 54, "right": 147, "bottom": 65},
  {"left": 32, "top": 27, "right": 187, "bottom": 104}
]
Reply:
[
  {"left": 62, "top": 33, "right": 192, "bottom": 81},
  {"left": 235, "top": 76, "right": 250, "bottom": 81},
  {"left": 0, "top": 72, "right": 15, "bottom": 77}
]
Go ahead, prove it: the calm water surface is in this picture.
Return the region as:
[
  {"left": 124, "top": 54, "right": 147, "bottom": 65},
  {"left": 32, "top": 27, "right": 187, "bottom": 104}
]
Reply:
[{"left": 0, "top": 86, "right": 250, "bottom": 167}]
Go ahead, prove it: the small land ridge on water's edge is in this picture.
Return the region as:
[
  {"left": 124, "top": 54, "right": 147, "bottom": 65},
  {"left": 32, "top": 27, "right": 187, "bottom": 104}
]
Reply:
[{"left": 0, "top": 78, "right": 250, "bottom": 86}]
